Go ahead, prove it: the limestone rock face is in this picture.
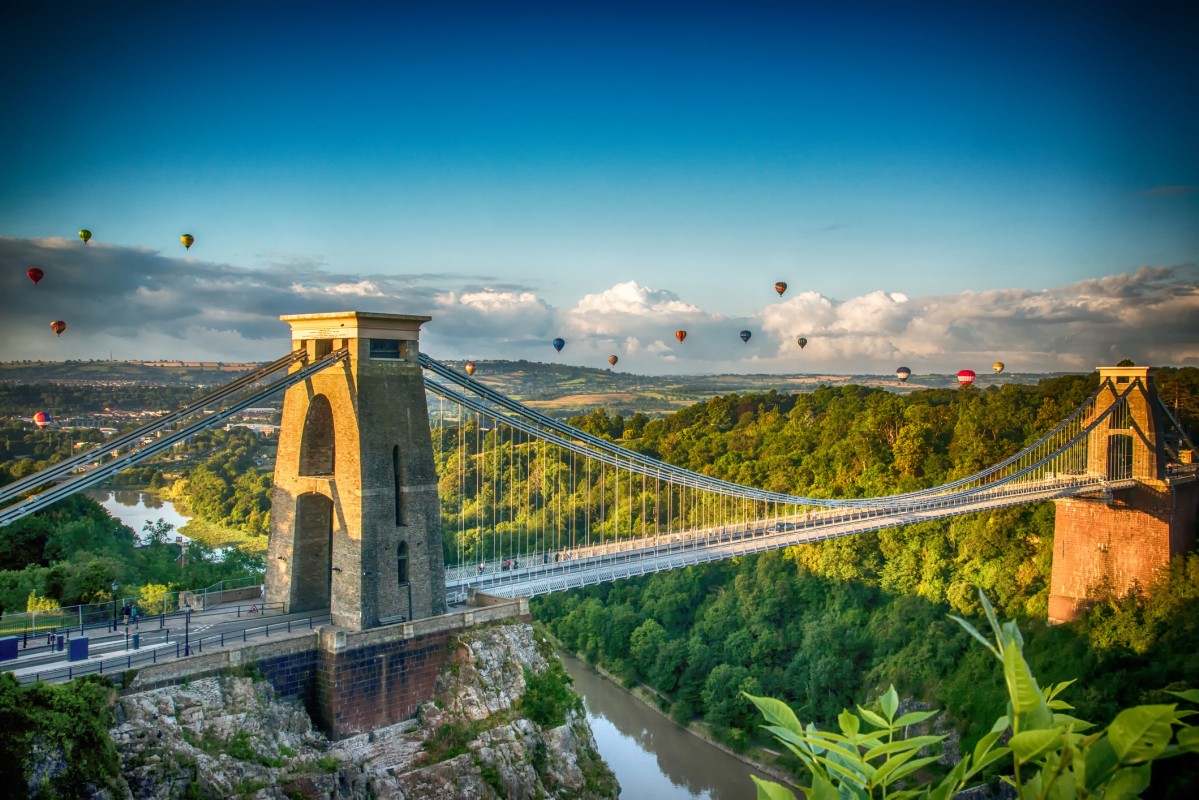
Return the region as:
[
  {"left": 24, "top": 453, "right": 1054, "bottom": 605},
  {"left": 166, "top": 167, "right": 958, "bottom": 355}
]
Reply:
[{"left": 100, "top": 623, "right": 617, "bottom": 799}]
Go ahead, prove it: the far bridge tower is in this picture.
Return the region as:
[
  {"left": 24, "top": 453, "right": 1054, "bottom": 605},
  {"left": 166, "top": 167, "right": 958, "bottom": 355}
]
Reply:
[
  {"left": 1048, "top": 366, "right": 1197, "bottom": 622},
  {"left": 266, "top": 311, "right": 447, "bottom": 629}
]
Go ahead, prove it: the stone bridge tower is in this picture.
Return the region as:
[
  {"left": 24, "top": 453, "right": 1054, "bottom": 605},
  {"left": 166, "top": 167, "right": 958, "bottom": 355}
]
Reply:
[
  {"left": 1048, "top": 366, "right": 1197, "bottom": 622},
  {"left": 266, "top": 311, "right": 447, "bottom": 629}
]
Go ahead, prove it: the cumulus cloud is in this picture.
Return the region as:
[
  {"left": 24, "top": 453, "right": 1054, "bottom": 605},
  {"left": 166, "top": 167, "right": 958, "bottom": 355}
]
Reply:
[
  {"left": 1, "top": 236, "right": 1194, "bottom": 374},
  {"left": 569, "top": 281, "right": 705, "bottom": 336}
]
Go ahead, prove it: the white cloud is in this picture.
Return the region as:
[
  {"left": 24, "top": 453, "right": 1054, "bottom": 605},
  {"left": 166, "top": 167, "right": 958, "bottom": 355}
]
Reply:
[
  {"left": 569, "top": 281, "right": 705, "bottom": 336},
  {"left": 290, "top": 280, "right": 387, "bottom": 297},
  {"left": 1, "top": 236, "right": 1194, "bottom": 374}
]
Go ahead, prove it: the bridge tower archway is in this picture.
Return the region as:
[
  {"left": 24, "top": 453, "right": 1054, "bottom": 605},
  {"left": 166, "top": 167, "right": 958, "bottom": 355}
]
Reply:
[
  {"left": 1049, "top": 366, "right": 1197, "bottom": 622},
  {"left": 265, "top": 311, "right": 447, "bottom": 630}
]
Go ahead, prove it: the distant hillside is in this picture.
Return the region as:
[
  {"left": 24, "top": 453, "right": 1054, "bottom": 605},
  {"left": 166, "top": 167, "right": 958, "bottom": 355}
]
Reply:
[
  {"left": 0, "top": 358, "right": 1068, "bottom": 417},
  {"left": 435, "top": 359, "right": 1063, "bottom": 417},
  {"left": 0, "top": 360, "right": 260, "bottom": 386}
]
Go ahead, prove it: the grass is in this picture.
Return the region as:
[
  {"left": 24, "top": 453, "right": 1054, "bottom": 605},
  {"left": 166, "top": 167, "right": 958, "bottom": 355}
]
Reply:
[{"left": 178, "top": 517, "right": 268, "bottom": 554}]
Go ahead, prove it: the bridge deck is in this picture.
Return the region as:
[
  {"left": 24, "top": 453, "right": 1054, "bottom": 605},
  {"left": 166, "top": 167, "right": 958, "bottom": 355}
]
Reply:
[{"left": 447, "top": 476, "right": 1124, "bottom": 601}]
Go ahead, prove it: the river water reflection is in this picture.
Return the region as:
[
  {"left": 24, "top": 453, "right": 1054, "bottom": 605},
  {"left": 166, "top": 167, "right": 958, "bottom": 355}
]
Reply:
[
  {"left": 561, "top": 653, "right": 775, "bottom": 800},
  {"left": 85, "top": 489, "right": 194, "bottom": 543}
]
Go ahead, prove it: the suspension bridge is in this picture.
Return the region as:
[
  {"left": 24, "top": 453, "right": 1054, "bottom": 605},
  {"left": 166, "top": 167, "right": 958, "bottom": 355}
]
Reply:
[{"left": 2, "top": 312, "right": 1195, "bottom": 628}]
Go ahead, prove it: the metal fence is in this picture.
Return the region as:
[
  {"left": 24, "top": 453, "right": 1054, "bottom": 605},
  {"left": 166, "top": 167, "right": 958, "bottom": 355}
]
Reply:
[
  {"left": 0, "top": 571, "right": 264, "bottom": 638},
  {"left": 16, "top": 610, "right": 329, "bottom": 685}
]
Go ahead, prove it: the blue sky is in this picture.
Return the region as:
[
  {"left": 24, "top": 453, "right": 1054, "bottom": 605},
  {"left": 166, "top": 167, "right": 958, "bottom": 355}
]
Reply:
[{"left": 1, "top": 2, "right": 1196, "bottom": 373}]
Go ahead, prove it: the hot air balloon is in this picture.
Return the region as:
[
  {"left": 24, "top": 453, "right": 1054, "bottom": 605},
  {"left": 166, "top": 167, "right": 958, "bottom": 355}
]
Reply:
[
  {"left": 552, "top": 337, "right": 565, "bottom": 353},
  {"left": 27, "top": 268, "right": 44, "bottom": 285},
  {"left": 33, "top": 412, "right": 52, "bottom": 430},
  {"left": 774, "top": 282, "right": 787, "bottom": 297},
  {"left": 50, "top": 320, "right": 66, "bottom": 337},
  {"left": 181, "top": 234, "right": 195, "bottom": 250},
  {"left": 739, "top": 330, "right": 752, "bottom": 344},
  {"left": 957, "top": 369, "right": 976, "bottom": 387},
  {"left": 992, "top": 361, "right": 1005, "bottom": 374},
  {"left": 896, "top": 366, "right": 911, "bottom": 383},
  {"left": 607, "top": 355, "right": 619, "bottom": 367},
  {"left": 797, "top": 337, "right": 807, "bottom": 349},
  {"left": 78, "top": 229, "right": 92, "bottom": 244},
  {"left": 464, "top": 362, "right": 477, "bottom": 376},
  {"left": 675, "top": 330, "right": 687, "bottom": 343}
]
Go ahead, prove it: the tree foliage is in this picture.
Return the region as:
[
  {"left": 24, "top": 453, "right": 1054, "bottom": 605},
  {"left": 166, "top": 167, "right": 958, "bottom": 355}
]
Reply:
[{"left": 747, "top": 592, "right": 1199, "bottom": 799}]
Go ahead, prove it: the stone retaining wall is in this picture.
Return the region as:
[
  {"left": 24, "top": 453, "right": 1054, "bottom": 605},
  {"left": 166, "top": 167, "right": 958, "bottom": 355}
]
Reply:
[{"left": 121, "top": 598, "right": 530, "bottom": 739}]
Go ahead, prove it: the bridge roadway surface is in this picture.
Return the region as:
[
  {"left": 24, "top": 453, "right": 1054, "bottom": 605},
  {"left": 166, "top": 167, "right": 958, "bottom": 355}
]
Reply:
[
  {"left": 3, "top": 602, "right": 337, "bottom": 686},
  {"left": 450, "top": 476, "right": 1126, "bottom": 601}
]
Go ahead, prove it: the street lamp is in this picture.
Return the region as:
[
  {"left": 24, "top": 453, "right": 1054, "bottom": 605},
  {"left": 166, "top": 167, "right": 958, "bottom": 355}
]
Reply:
[
  {"left": 111, "top": 580, "right": 119, "bottom": 632},
  {"left": 184, "top": 602, "right": 191, "bottom": 656}
]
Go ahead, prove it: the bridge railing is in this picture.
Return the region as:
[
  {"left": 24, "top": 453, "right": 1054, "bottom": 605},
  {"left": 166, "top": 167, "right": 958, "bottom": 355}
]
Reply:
[
  {"left": 14, "top": 610, "right": 330, "bottom": 686},
  {"left": 448, "top": 470, "right": 1122, "bottom": 599}
]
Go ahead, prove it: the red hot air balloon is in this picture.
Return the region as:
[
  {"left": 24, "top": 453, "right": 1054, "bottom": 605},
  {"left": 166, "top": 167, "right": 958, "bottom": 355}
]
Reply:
[
  {"left": 607, "top": 355, "right": 619, "bottom": 367},
  {"left": 957, "top": 369, "right": 976, "bottom": 387},
  {"left": 464, "top": 362, "right": 477, "bottom": 376},
  {"left": 50, "top": 320, "right": 66, "bottom": 337},
  {"left": 27, "top": 268, "right": 44, "bottom": 285},
  {"left": 675, "top": 330, "right": 687, "bottom": 343},
  {"left": 33, "top": 412, "right": 52, "bottom": 429}
]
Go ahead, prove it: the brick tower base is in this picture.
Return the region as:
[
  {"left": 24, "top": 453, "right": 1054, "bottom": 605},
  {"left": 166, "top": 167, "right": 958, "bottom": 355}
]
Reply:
[{"left": 1048, "top": 481, "right": 1198, "bottom": 623}]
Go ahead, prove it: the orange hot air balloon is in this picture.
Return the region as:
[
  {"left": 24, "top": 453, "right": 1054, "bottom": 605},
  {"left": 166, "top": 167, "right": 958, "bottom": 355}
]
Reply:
[
  {"left": 992, "top": 361, "right": 1005, "bottom": 375},
  {"left": 27, "top": 268, "right": 44, "bottom": 285},
  {"left": 607, "top": 355, "right": 619, "bottom": 367},
  {"left": 181, "top": 234, "right": 195, "bottom": 250},
  {"left": 774, "top": 281, "right": 787, "bottom": 297},
  {"left": 957, "top": 369, "right": 976, "bottom": 387},
  {"left": 33, "top": 412, "right": 52, "bottom": 430},
  {"left": 50, "top": 320, "right": 66, "bottom": 337},
  {"left": 78, "top": 229, "right": 92, "bottom": 244},
  {"left": 674, "top": 330, "right": 687, "bottom": 343},
  {"left": 464, "top": 361, "right": 477, "bottom": 376}
]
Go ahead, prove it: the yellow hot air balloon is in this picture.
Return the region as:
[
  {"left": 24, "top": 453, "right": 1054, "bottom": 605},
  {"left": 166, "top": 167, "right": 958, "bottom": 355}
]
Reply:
[
  {"left": 181, "top": 234, "right": 195, "bottom": 250},
  {"left": 992, "top": 361, "right": 1005, "bottom": 374},
  {"left": 78, "top": 229, "right": 92, "bottom": 244},
  {"left": 50, "top": 320, "right": 66, "bottom": 337},
  {"left": 464, "top": 361, "right": 477, "bottom": 376}
]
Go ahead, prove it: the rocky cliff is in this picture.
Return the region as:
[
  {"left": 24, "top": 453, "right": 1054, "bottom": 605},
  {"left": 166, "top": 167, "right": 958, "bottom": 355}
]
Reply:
[{"left": 99, "top": 622, "right": 618, "bottom": 799}]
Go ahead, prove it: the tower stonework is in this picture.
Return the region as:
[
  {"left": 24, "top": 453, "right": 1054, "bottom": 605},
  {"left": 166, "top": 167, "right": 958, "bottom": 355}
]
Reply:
[
  {"left": 266, "top": 311, "right": 447, "bottom": 629},
  {"left": 1048, "top": 366, "right": 1197, "bottom": 623}
]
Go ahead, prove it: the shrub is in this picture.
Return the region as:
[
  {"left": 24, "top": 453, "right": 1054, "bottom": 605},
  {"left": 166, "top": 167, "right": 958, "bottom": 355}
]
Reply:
[{"left": 746, "top": 591, "right": 1198, "bottom": 799}]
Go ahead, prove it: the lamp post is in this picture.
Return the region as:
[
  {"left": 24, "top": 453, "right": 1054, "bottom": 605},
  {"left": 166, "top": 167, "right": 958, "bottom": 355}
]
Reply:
[
  {"left": 184, "top": 602, "right": 191, "bottom": 656},
  {"left": 111, "top": 580, "right": 119, "bottom": 632}
]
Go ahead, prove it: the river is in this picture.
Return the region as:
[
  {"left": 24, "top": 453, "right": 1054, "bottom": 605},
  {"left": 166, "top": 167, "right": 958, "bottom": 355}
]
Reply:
[
  {"left": 91, "top": 490, "right": 777, "bottom": 796},
  {"left": 561, "top": 654, "right": 777, "bottom": 800},
  {"left": 86, "top": 489, "right": 194, "bottom": 544}
]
